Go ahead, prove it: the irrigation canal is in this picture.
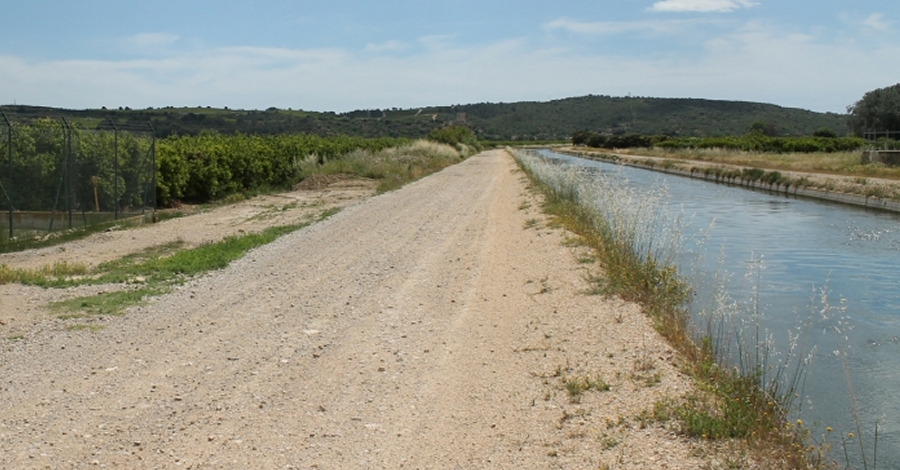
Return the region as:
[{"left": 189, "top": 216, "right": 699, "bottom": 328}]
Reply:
[{"left": 538, "top": 149, "right": 900, "bottom": 468}]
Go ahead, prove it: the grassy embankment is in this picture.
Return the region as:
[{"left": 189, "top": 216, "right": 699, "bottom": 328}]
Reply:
[
  {"left": 1, "top": 140, "right": 468, "bottom": 325},
  {"left": 512, "top": 148, "right": 817, "bottom": 468}
]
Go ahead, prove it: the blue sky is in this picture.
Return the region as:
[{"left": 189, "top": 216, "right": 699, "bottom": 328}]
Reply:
[{"left": 1, "top": 0, "right": 897, "bottom": 113}]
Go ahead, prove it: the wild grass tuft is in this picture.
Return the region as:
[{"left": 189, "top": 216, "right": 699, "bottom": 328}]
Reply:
[
  {"left": 562, "top": 374, "right": 610, "bottom": 403},
  {"left": 0, "top": 261, "right": 88, "bottom": 287},
  {"left": 564, "top": 375, "right": 610, "bottom": 395},
  {"left": 51, "top": 287, "right": 165, "bottom": 318}
]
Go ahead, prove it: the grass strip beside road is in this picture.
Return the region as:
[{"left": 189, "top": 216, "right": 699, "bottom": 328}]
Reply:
[{"left": 39, "top": 207, "right": 340, "bottom": 319}]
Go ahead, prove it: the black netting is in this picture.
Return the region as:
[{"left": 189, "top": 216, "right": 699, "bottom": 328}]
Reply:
[{"left": 1, "top": 113, "right": 155, "bottom": 244}]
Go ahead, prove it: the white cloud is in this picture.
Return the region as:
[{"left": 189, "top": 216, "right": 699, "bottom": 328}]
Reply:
[
  {"left": 2, "top": 22, "right": 899, "bottom": 114},
  {"left": 649, "top": 0, "right": 758, "bottom": 13},
  {"left": 863, "top": 13, "right": 894, "bottom": 31}
]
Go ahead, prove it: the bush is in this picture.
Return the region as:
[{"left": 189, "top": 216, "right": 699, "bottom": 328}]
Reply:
[{"left": 426, "top": 125, "right": 480, "bottom": 150}]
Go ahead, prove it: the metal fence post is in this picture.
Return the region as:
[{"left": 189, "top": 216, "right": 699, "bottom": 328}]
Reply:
[
  {"left": 149, "top": 121, "right": 157, "bottom": 220},
  {"left": 61, "top": 118, "right": 74, "bottom": 229},
  {"left": 2, "top": 112, "right": 12, "bottom": 240},
  {"left": 110, "top": 118, "right": 119, "bottom": 220}
]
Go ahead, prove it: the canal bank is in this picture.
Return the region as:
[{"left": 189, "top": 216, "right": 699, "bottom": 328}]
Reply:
[
  {"left": 535, "top": 148, "right": 900, "bottom": 469},
  {"left": 560, "top": 147, "right": 900, "bottom": 213}
]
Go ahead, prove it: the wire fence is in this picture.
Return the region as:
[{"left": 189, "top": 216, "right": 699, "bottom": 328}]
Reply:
[
  {"left": 864, "top": 130, "right": 900, "bottom": 141},
  {"left": 1, "top": 112, "right": 156, "bottom": 244}
]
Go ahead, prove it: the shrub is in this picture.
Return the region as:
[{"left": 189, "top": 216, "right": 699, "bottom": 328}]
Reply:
[{"left": 426, "top": 125, "right": 480, "bottom": 150}]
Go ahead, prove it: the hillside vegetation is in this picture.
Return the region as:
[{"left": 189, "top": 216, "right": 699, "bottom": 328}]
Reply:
[{"left": 2, "top": 95, "right": 849, "bottom": 141}]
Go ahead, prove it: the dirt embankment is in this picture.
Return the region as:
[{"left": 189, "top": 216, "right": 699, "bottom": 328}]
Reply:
[{"left": 1, "top": 150, "right": 740, "bottom": 468}]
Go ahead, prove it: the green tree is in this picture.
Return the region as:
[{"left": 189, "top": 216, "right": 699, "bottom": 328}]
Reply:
[
  {"left": 748, "top": 120, "right": 779, "bottom": 136},
  {"left": 813, "top": 127, "right": 837, "bottom": 138},
  {"left": 848, "top": 83, "right": 900, "bottom": 136}
]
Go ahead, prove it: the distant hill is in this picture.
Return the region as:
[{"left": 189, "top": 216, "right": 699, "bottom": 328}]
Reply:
[
  {"left": 1, "top": 95, "right": 849, "bottom": 140},
  {"left": 438, "top": 96, "right": 850, "bottom": 140}
]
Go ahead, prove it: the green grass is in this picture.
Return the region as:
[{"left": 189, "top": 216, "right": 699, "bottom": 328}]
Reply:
[
  {"left": 51, "top": 287, "right": 166, "bottom": 318},
  {"left": 104, "top": 224, "right": 299, "bottom": 282},
  {"left": 42, "top": 208, "right": 340, "bottom": 319}
]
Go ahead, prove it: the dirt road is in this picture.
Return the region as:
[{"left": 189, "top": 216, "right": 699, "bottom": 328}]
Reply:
[{"left": 1, "top": 150, "right": 723, "bottom": 468}]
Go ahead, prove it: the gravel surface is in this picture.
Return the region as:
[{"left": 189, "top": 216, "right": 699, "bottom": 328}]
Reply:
[{"left": 1, "top": 150, "right": 741, "bottom": 469}]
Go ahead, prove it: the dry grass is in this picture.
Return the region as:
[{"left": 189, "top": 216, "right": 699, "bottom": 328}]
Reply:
[
  {"left": 616, "top": 147, "right": 900, "bottom": 178},
  {"left": 296, "top": 140, "right": 468, "bottom": 193}
]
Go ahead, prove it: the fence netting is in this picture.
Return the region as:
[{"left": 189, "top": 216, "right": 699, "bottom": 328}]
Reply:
[{"left": 1, "top": 112, "right": 156, "bottom": 244}]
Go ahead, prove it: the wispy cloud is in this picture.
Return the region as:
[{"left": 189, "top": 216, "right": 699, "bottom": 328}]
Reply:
[
  {"left": 218, "top": 46, "right": 347, "bottom": 65},
  {"left": 649, "top": 0, "right": 758, "bottom": 13},
  {"left": 863, "top": 13, "right": 894, "bottom": 32}
]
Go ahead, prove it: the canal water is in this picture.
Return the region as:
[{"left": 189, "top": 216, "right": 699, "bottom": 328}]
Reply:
[{"left": 538, "top": 149, "right": 900, "bottom": 468}]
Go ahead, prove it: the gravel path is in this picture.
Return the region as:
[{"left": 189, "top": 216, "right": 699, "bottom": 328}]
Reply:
[{"left": 1, "top": 150, "right": 732, "bottom": 469}]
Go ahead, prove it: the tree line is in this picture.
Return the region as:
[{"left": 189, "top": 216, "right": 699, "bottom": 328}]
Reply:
[{"left": 571, "top": 129, "right": 866, "bottom": 153}]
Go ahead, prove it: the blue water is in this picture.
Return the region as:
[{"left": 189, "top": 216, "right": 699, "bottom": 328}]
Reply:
[{"left": 539, "top": 150, "right": 900, "bottom": 468}]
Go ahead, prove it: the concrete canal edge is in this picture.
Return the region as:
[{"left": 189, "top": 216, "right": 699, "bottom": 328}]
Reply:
[{"left": 559, "top": 149, "right": 900, "bottom": 214}]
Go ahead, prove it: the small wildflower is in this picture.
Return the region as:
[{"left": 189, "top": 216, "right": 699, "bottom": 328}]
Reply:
[
  {"left": 848, "top": 432, "right": 854, "bottom": 439},
  {"left": 796, "top": 419, "right": 803, "bottom": 427},
  {"left": 826, "top": 426, "right": 833, "bottom": 433}
]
